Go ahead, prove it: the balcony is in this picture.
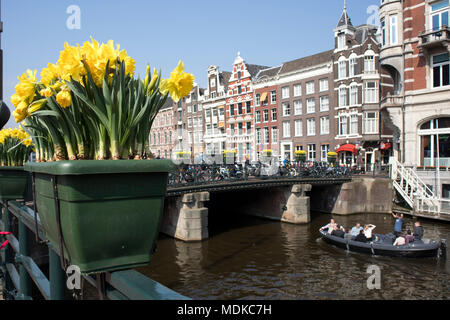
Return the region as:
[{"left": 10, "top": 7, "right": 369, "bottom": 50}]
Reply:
[
  {"left": 380, "top": 94, "right": 403, "bottom": 109},
  {"left": 418, "top": 27, "right": 450, "bottom": 52}
]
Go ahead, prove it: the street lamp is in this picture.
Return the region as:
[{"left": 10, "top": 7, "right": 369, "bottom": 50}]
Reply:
[{"left": 0, "top": 0, "right": 11, "bottom": 129}]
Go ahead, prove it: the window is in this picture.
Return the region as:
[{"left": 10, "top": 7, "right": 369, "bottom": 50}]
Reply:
[
  {"left": 338, "top": 57, "right": 347, "bottom": 79},
  {"left": 188, "top": 132, "right": 192, "bottom": 144},
  {"left": 205, "top": 109, "right": 211, "bottom": 119},
  {"left": 364, "top": 54, "right": 376, "bottom": 73},
  {"left": 264, "top": 127, "right": 270, "bottom": 144},
  {"left": 381, "top": 18, "right": 386, "bottom": 46},
  {"left": 365, "top": 81, "right": 379, "bottom": 103},
  {"left": 339, "top": 115, "right": 348, "bottom": 136},
  {"left": 271, "top": 108, "right": 277, "bottom": 121},
  {"left": 230, "top": 104, "right": 235, "bottom": 116},
  {"left": 282, "top": 102, "right": 291, "bottom": 117},
  {"left": 306, "top": 81, "right": 315, "bottom": 94},
  {"left": 339, "top": 87, "right": 347, "bottom": 107},
  {"left": 320, "top": 96, "right": 329, "bottom": 112},
  {"left": 237, "top": 71, "right": 241, "bottom": 79},
  {"left": 256, "top": 128, "right": 261, "bottom": 144},
  {"left": 219, "top": 107, "right": 224, "bottom": 117},
  {"left": 337, "top": 33, "right": 345, "bottom": 49},
  {"left": 390, "top": 15, "right": 398, "bottom": 45},
  {"left": 246, "top": 101, "right": 251, "bottom": 113},
  {"left": 256, "top": 93, "right": 261, "bottom": 106},
  {"left": 210, "top": 78, "right": 216, "bottom": 88},
  {"left": 307, "top": 118, "right": 316, "bottom": 136},
  {"left": 270, "top": 91, "right": 277, "bottom": 104},
  {"left": 349, "top": 54, "right": 358, "bottom": 77},
  {"left": 263, "top": 110, "right": 269, "bottom": 122},
  {"left": 211, "top": 92, "right": 216, "bottom": 99},
  {"left": 272, "top": 127, "right": 278, "bottom": 143},
  {"left": 308, "top": 144, "right": 316, "bottom": 161},
  {"left": 238, "top": 85, "right": 242, "bottom": 94},
  {"left": 193, "top": 104, "right": 197, "bottom": 113},
  {"left": 432, "top": 53, "right": 450, "bottom": 88},
  {"left": 364, "top": 112, "right": 379, "bottom": 134},
  {"left": 238, "top": 123, "right": 243, "bottom": 135},
  {"left": 282, "top": 86, "right": 290, "bottom": 99},
  {"left": 283, "top": 122, "right": 291, "bottom": 138},
  {"left": 321, "top": 145, "right": 330, "bottom": 162},
  {"left": 294, "top": 100, "right": 302, "bottom": 115},
  {"left": 246, "top": 122, "right": 251, "bottom": 133},
  {"left": 350, "top": 114, "right": 358, "bottom": 135},
  {"left": 294, "top": 84, "right": 302, "bottom": 97},
  {"left": 187, "top": 105, "right": 192, "bottom": 113},
  {"left": 320, "top": 116, "right": 329, "bottom": 135},
  {"left": 306, "top": 98, "right": 315, "bottom": 114},
  {"left": 238, "top": 103, "right": 243, "bottom": 115},
  {"left": 229, "top": 124, "right": 235, "bottom": 136},
  {"left": 431, "top": 0, "right": 449, "bottom": 31},
  {"left": 419, "top": 117, "right": 450, "bottom": 167},
  {"left": 350, "top": 84, "right": 358, "bottom": 106},
  {"left": 256, "top": 110, "right": 261, "bottom": 123},
  {"left": 294, "top": 120, "right": 303, "bottom": 137},
  {"left": 319, "top": 79, "right": 329, "bottom": 92},
  {"left": 206, "top": 124, "right": 211, "bottom": 135}
]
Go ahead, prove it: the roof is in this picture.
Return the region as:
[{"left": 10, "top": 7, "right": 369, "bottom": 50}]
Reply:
[
  {"left": 279, "top": 50, "right": 333, "bottom": 75},
  {"left": 160, "top": 97, "right": 174, "bottom": 111},
  {"left": 254, "top": 66, "right": 282, "bottom": 81},
  {"left": 220, "top": 71, "right": 232, "bottom": 89},
  {"left": 354, "top": 25, "right": 379, "bottom": 44},
  {"left": 246, "top": 64, "right": 271, "bottom": 78}
]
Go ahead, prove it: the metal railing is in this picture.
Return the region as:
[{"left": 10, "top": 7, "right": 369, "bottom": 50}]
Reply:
[
  {"left": 415, "top": 197, "right": 450, "bottom": 217},
  {"left": 167, "top": 161, "right": 390, "bottom": 189},
  {"left": 0, "top": 200, "right": 189, "bottom": 300},
  {"left": 419, "top": 26, "right": 450, "bottom": 47}
]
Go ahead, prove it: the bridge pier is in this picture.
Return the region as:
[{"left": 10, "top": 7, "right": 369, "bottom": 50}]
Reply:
[
  {"left": 243, "top": 184, "right": 311, "bottom": 224},
  {"left": 161, "top": 192, "right": 209, "bottom": 242}
]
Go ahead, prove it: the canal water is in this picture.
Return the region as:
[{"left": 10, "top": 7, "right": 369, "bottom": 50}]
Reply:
[{"left": 136, "top": 211, "right": 450, "bottom": 300}]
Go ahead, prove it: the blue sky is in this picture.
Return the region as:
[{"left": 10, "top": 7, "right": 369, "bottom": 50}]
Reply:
[{"left": 2, "top": 0, "right": 379, "bottom": 128}]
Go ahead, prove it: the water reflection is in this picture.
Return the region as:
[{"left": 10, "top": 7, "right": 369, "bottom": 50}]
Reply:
[{"left": 137, "top": 212, "right": 450, "bottom": 300}]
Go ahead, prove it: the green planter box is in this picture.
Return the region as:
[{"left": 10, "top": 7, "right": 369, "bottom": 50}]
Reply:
[
  {"left": 0, "top": 167, "right": 29, "bottom": 201},
  {"left": 25, "top": 160, "right": 175, "bottom": 274}
]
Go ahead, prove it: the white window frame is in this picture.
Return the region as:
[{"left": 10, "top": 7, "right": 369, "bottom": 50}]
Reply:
[
  {"left": 338, "top": 57, "right": 347, "bottom": 79},
  {"left": 308, "top": 144, "right": 316, "bottom": 161},
  {"left": 432, "top": 53, "right": 450, "bottom": 88},
  {"left": 339, "top": 115, "right": 348, "bottom": 136},
  {"left": 307, "top": 118, "right": 316, "bottom": 136},
  {"left": 283, "top": 121, "right": 291, "bottom": 138},
  {"left": 321, "top": 145, "right": 330, "bottom": 162},
  {"left": 350, "top": 114, "right": 358, "bottom": 135},
  {"left": 294, "top": 84, "right": 302, "bottom": 97},
  {"left": 364, "top": 111, "right": 379, "bottom": 134},
  {"left": 320, "top": 116, "right": 329, "bottom": 135},
  {"left": 319, "top": 78, "right": 329, "bottom": 92},
  {"left": 350, "top": 84, "right": 358, "bottom": 106},
  {"left": 390, "top": 15, "right": 398, "bottom": 45},
  {"left": 320, "top": 96, "right": 329, "bottom": 112},
  {"left": 364, "top": 81, "right": 379, "bottom": 103},
  {"left": 294, "top": 120, "right": 303, "bottom": 137},
  {"left": 282, "top": 86, "right": 290, "bottom": 99},
  {"left": 272, "top": 127, "right": 278, "bottom": 143},
  {"left": 306, "top": 81, "right": 315, "bottom": 95},
  {"left": 349, "top": 53, "right": 358, "bottom": 77},
  {"left": 339, "top": 86, "right": 348, "bottom": 107},
  {"left": 294, "top": 100, "right": 302, "bottom": 116},
  {"left": 282, "top": 102, "right": 291, "bottom": 117},
  {"left": 306, "top": 98, "right": 315, "bottom": 114},
  {"left": 270, "top": 91, "right": 277, "bottom": 104}
]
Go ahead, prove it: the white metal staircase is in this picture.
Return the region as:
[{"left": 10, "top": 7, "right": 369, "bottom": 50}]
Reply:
[{"left": 389, "top": 157, "right": 439, "bottom": 212}]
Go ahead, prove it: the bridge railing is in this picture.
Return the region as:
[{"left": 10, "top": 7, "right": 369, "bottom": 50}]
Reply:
[
  {"left": 0, "top": 199, "right": 189, "bottom": 300},
  {"left": 167, "top": 161, "right": 390, "bottom": 188}
]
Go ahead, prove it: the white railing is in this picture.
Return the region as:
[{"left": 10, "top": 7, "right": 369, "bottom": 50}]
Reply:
[
  {"left": 415, "top": 197, "right": 450, "bottom": 217},
  {"left": 389, "top": 157, "right": 438, "bottom": 210}
]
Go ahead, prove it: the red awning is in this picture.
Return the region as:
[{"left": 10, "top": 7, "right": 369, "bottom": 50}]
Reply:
[
  {"left": 380, "top": 142, "right": 392, "bottom": 150},
  {"left": 337, "top": 144, "right": 357, "bottom": 154}
]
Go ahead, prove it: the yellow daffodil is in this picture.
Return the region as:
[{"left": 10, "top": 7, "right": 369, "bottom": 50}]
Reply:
[
  {"left": 14, "top": 69, "right": 37, "bottom": 103},
  {"left": 40, "top": 87, "right": 53, "bottom": 98},
  {"left": 28, "top": 99, "right": 47, "bottom": 114},
  {"left": 56, "top": 90, "right": 72, "bottom": 108},
  {"left": 10, "top": 93, "right": 22, "bottom": 107},
  {"left": 159, "top": 61, "right": 194, "bottom": 102}
]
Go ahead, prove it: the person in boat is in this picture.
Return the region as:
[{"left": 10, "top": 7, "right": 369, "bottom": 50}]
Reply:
[
  {"left": 350, "top": 223, "right": 363, "bottom": 238},
  {"left": 331, "top": 224, "right": 345, "bottom": 238},
  {"left": 413, "top": 221, "right": 424, "bottom": 241},
  {"left": 355, "top": 229, "right": 368, "bottom": 243},
  {"left": 364, "top": 224, "right": 376, "bottom": 242},
  {"left": 320, "top": 219, "right": 337, "bottom": 234},
  {"left": 393, "top": 233, "right": 406, "bottom": 246},
  {"left": 392, "top": 212, "right": 404, "bottom": 236},
  {"left": 405, "top": 230, "right": 415, "bottom": 244}
]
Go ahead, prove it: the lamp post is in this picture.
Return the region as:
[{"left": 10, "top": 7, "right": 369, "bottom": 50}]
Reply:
[{"left": 0, "top": 0, "right": 11, "bottom": 129}]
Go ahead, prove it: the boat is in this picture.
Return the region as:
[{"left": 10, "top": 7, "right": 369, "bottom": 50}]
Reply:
[{"left": 319, "top": 230, "right": 442, "bottom": 258}]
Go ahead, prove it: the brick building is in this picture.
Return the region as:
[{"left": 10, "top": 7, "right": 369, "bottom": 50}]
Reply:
[
  {"left": 379, "top": 0, "right": 450, "bottom": 197},
  {"left": 149, "top": 97, "right": 174, "bottom": 159},
  {"left": 185, "top": 84, "right": 206, "bottom": 160},
  {"left": 203, "top": 65, "right": 232, "bottom": 156},
  {"left": 253, "top": 66, "right": 282, "bottom": 159},
  {"left": 333, "top": 4, "right": 393, "bottom": 168},
  {"left": 226, "top": 52, "right": 269, "bottom": 162}
]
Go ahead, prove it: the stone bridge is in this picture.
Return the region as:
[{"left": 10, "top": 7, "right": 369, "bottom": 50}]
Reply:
[{"left": 161, "top": 177, "right": 394, "bottom": 242}]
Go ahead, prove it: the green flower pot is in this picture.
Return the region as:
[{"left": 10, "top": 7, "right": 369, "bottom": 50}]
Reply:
[
  {"left": 0, "top": 167, "right": 30, "bottom": 201},
  {"left": 25, "top": 160, "right": 175, "bottom": 274}
]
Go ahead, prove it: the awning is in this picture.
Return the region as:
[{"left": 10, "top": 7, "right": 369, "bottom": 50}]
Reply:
[
  {"left": 380, "top": 142, "right": 392, "bottom": 150},
  {"left": 337, "top": 144, "right": 358, "bottom": 154},
  {"left": 260, "top": 92, "right": 268, "bottom": 103}
]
